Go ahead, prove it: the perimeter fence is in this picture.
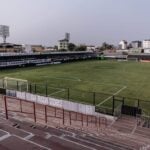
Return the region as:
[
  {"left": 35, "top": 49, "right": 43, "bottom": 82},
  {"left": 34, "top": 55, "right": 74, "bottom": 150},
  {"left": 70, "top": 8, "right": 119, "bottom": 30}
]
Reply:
[{"left": 0, "top": 79, "right": 150, "bottom": 116}]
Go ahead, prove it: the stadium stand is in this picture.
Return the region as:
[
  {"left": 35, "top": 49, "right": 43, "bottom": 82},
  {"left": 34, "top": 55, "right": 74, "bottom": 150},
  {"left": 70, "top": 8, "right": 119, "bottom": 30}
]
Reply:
[
  {"left": 0, "top": 95, "right": 150, "bottom": 150},
  {"left": 0, "top": 52, "right": 97, "bottom": 68},
  {"left": 128, "top": 54, "right": 150, "bottom": 61}
]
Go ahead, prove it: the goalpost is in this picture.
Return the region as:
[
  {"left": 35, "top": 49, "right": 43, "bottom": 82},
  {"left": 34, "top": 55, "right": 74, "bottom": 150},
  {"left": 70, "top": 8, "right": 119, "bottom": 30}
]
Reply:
[
  {"left": 127, "top": 58, "right": 139, "bottom": 62},
  {"left": 3, "top": 77, "right": 28, "bottom": 92}
]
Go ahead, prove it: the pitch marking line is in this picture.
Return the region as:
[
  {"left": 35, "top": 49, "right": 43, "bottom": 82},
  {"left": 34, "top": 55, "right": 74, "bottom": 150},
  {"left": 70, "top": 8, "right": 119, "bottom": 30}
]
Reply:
[
  {"left": 48, "top": 86, "right": 65, "bottom": 90},
  {"left": 48, "top": 89, "right": 65, "bottom": 96},
  {"left": 114, "top": 86, "right": 127, "bottom": 95},
  {"left": 97, "top": 86, "right": 127, "bottom": 106},
  {"left": 43, "top": 76, "right": 81, "bottom": 82},
  {"left": 82, "top": 80, "right": 125, "bottom": 87}
]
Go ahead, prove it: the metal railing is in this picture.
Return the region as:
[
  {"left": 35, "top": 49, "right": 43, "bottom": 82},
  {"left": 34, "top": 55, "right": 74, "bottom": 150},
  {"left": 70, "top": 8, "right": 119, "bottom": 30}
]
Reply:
[{"left": 0, "top": 79, "right": 150, "bottom": 116}]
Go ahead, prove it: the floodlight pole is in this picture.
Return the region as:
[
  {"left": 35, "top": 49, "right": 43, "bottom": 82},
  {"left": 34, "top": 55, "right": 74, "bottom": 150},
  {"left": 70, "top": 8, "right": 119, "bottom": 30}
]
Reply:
[
  {"left": 3, "top": 36, "right": 6, "bottom": 43},
  {"left": 3, "top": 36, "right": 6, "bottom": 52},
  {"left": 0, "top": 25, "right": 10, "bottom": 52}
]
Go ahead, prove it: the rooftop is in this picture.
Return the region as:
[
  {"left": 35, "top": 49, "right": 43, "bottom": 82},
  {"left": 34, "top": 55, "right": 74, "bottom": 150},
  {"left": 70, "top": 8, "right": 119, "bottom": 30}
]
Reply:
[{"left": 59, "top": 39, "right": 69, "bottom": 42}]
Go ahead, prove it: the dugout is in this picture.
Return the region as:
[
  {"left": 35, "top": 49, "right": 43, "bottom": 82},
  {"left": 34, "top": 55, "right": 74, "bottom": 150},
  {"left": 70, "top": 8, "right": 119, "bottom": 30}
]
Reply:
[{"left": 128, "top": 54, "right": 150, "bottom": 61}]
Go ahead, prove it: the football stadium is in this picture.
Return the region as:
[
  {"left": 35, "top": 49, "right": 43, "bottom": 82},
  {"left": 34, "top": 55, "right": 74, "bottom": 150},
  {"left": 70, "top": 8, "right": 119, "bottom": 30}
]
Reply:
[
  {"left": 0, "top": 53, "right": 150, "bottom": 149},
  {"left": 0, "top": 0, "right": 150, "bottom": 149}
]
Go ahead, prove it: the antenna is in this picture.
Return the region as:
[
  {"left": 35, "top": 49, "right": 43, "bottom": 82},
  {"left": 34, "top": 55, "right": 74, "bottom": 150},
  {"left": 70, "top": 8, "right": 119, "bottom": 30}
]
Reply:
[{"left": 0, "top": 25, "right": 9, "bottom": 43}]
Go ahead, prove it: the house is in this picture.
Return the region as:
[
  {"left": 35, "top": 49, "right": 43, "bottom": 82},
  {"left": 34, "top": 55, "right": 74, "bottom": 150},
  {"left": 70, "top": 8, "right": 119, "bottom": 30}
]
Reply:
[
  {"left": 131, "top": 41, "right": 142, "bottom": 49},
  {"left": 22, "top": 45, "right": 32, "bottom": 53},
  {"left": 0, "top": 43, "right": 22, "bottom": 52},
  {"left": 86, "top": 45, "right": 96, "bottom": 52},
  {"left": 143, "top": 40, "right": 150, "bottom": 49},
  {"left": 31, "top": 45, "right": 45, "bottom": 52},
  {"left": 119, "top": 40, "right": 128, "bottom": 50},
  {"left": 58, "top": 33, "right": 70, "bottom": 50},
  {"left": 58, "top": 39, "right": 69, "bottom": 50},
  {"left": 45, "top": 47, "right": 57, "bottom": 52},
  {"left": 143, "top": 49, "right": 150, "bottom": 54}
]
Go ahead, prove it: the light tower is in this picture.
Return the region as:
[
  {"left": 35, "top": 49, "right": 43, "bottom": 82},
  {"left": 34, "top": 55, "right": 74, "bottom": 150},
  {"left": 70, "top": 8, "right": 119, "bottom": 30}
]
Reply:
[
  {"left": 0, "top": 25, "right": 9, "bottom": 43},
  {"left": 0, "top": 25, "right": 9, "bottom": 52}
]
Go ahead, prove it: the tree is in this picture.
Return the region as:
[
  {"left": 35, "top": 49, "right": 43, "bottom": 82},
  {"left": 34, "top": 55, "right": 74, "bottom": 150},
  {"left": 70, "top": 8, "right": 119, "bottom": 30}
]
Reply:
[
  {"left": 75, "top": 45, "right": 87, "bottom": 51},
  {"left": 54, "top": 45, "right": 58, "bottom": 51},
  {"left": 99, "top": 42, "right": 114, "bottom": 51},
  {"left": 68, "top": 43, "right": 76, "bottom": 51}
]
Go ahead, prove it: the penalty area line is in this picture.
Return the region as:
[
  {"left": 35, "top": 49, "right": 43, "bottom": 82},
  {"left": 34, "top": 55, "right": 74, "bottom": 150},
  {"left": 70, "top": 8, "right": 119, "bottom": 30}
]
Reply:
[
  {"left": 97, "top": 86, "right": 127, "bottom": 106},
  {"left": 48, "top": 89, "right": 65, "bottom": 96},
  {"left": 43, "top": 76, "right": 81, "bottom": 82}
]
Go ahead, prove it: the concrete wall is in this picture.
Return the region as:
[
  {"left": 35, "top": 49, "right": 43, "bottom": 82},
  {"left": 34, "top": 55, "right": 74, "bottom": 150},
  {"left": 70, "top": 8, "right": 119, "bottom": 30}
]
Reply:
[{"left": 6, "top": 90, "right": 115, "bottom": 120}]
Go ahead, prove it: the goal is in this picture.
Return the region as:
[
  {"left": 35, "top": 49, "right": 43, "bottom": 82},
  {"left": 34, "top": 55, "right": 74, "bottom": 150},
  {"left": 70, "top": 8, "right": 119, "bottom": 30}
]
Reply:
[
  {"left": 127, "top": 58, "right": 138, "bottom": 62},
  {"left": 3, "top": 77, "right": 28, "bottom": 92}
]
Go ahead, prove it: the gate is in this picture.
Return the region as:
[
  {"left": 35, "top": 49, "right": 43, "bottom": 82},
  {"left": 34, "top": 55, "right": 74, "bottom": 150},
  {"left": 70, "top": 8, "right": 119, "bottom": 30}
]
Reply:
[
  {"left": 113, "top": 96, "right": 142, "bottom": 117},
  {"left": 112, "top": 96, "right": 124, "bottom": 117},
  {"left": 0, "top": 88, "right": 6, "bottom": 95},
  {"left": 121, "top": 105, "right": 142, "bottom": 116}
]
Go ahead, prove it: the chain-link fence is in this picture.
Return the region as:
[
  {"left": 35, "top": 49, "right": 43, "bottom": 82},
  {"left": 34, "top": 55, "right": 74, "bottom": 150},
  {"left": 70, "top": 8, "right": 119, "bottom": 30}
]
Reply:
[{"left": 0, "top": 78, "right": 150, "bottom": 116}]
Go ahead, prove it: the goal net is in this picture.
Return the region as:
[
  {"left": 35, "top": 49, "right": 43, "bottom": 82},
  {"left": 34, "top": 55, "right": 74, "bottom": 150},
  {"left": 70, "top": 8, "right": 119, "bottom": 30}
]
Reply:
[
  {"left": 127, "top": 58, "right": 138, "bottom": 61},
  {"left": 3, "top": 77, "right": 28, "bottom": 92}
]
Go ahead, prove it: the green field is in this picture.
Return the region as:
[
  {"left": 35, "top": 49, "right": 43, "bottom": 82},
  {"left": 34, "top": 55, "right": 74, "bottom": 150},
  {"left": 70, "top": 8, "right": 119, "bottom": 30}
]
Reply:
[{"left": 0, "top": 60, "right": 150, "bottom": 113}]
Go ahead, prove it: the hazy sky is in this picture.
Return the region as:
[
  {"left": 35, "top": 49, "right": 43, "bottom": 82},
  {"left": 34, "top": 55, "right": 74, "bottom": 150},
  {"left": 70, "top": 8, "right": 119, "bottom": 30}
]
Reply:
[{"left": 0, "top": 0, "right": 150, "bottom": 46}]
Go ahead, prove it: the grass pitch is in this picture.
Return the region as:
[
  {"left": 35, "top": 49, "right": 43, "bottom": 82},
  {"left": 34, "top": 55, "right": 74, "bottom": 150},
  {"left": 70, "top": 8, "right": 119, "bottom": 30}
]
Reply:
[{"left": 0, "top": 60, "right": 150, "bottom": 108}]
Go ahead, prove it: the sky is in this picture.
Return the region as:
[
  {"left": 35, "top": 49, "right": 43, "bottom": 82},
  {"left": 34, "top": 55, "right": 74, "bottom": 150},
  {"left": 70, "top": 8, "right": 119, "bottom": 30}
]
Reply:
[{"left": 0, "top": 0, "right": 150, "bottom": 46}]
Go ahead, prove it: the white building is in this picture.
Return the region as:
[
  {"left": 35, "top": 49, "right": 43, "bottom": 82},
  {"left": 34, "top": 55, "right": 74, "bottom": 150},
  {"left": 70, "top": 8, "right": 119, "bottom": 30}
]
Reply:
[
  {"left": 144, "top": 49, "right": 150, "bottom": 54},
  {"left": 22, "top": 44, "right": 32, "bottom": 53},
  {"left": 58, "top": 33, "right": 70, "bottom": 50},
  {"left": 58, "top": 39, "right": 69, "bottom": 50},
  {"left": 86, "top": 45, "right": 96, "bottom": 52},
  {"left": 143, "top": 40, "right": 150, "bottom": 49},
  {"left": 119, "top": 40, "right": 128, "bottom": 50}
]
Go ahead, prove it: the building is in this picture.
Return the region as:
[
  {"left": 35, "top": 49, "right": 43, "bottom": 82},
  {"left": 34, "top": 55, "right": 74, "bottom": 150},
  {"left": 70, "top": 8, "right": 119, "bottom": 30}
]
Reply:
[
  {"left": 86, "top": 45, "right": 96, "bottom": 52},
  {"left": 58, "top": 39, "right": 69, "bottom": 50},
  {"left": 143, "top": 40, "right": 150, "bottom": 49},
  {"left": 58, "top": 33, "right": 70, "bottom": 50},
  {"left": 143, "top": 49, "right": 150, "bottom": 54},
  {"left": 31, "top": 45, "right": 45, "bottom": 52},
  {"left": 131, "top": 41, "right": 142, "bottom": 49},
  {"left": 45, "top": 47, "right": 56, "bottom": 52},
  {"left": 119, "top": 40, "right": 128, "bottom": 50},
  {"left": 0, "top": 43, "right": 22, "bottom": 52},
  {"left": 22, "top": 45, "right": 32, "bottom": 53}
]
